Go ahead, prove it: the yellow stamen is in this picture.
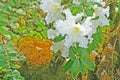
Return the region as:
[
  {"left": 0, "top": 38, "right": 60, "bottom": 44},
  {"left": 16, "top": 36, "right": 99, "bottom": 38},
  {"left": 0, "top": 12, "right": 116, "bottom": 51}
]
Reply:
[
  {"left": 52, "top": 4, "right": 60, "bottom": 13},
  {"left": 73, "top": 27, "right": 80, "bottom": 33}
]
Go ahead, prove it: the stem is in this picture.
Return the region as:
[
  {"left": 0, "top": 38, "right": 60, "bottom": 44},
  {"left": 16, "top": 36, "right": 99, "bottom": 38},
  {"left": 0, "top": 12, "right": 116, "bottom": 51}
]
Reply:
[{"left": 111, "top": 38, "right": 117, "bottom": 80}]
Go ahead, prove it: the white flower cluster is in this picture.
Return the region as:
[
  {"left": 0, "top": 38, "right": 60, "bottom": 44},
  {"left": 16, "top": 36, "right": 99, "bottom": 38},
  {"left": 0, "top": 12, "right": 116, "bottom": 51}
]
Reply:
[
  {"left": 40, "top": 0, "right": 63, "bottom": 24},
  {"left": 40, "top": 0, "right": 110, "bottom": 58}
]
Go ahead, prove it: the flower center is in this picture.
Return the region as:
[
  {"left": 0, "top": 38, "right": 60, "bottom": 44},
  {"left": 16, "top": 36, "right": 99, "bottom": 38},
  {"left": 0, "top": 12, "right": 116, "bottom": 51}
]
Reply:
[
  {"left": 52, "top": 4, "right": 60, "bottom": 13},
  {"left": 94, "top": 9, "right": 99, "bottom": 16},
  {"left": 73, "top": 26, "right": 80, "bottom": 33}
]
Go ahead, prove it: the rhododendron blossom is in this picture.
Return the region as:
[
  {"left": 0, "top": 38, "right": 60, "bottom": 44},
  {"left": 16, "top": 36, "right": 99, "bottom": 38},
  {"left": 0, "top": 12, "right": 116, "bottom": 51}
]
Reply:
[
  {"left": 55, "top": 9, "right": 93, "bottom": 48},
  {"left": 73, "top": 0, "right": 105, "bottom": 6},
  {"left": 92, "top": 5, "right": 110, "bottom": 27},
  {"left": 40, "top": 0, "right": 63, "bottom": 24}
]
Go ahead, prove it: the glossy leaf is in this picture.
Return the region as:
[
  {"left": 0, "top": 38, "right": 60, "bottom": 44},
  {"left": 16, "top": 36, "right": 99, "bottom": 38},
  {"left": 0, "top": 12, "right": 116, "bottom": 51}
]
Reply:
[
  {"left": 71, "top": 58, "right": 80, "bottom": 77},
  {"left": 69, "top": 46, "right": 76, "bottom": 60},
  {"left": 70, "top": 5, "right": 83, "bottom": 15},
  {"left": 81, "top": 57, "right": 95, "bottom": 71},
  {"left": 64, "top": 59, "right": 73, "bottom": 73},
  {"left": 54, "top": 35, "right": 65, "bottom": 42},
  {"left": 76, "top": 44, "right": 90, "bottom": 58},
  {"left": 79, "top": 59, "right": 86, "bottom": 74},
  {"left": 84, "top": 7, "right": 94, "bottom": 16}
]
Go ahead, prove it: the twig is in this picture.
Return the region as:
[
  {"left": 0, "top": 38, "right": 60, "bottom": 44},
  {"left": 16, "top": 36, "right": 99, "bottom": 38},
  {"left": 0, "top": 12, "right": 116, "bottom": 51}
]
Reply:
[{"left": 111, "top": 37, "right": 117, "bottom": 80}]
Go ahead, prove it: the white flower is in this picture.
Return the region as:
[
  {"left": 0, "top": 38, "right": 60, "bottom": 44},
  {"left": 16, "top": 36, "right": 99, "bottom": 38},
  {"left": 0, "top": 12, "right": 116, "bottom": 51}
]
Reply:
[
  {"left": 51, "top": 41, "right": 69, "bottom": 58},
  {"left": 47, "top": 29, "right": 60, "bottom": 39},
  {"left": 73, "top": 0, "right": 105, "bottom": 6},
  {"left": 40, "top": 0, "right": 63, "bottom": 24},
  {"left": 94, "top": 5, "right": 109, "bottom": 17},
  {"left": 63, "top": 9, "right": 84, "bottom": 22},
  {"left": 47, "top": 29, "right": 69, "bottom": 58},
  {"left": 92, "top": 5, "right": 110, "bottom": 27},
  {"left": 55, "top": 9, "right": 93, "bottom": 48}
]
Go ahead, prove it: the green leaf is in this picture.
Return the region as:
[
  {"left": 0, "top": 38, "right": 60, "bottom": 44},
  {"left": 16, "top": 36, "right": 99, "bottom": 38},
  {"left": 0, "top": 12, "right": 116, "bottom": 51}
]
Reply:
[
  {"left": 76, "top": 45, "right": 90, "bottom": 58},
  {"left": 61, "top": 0, "right": 73, "bottom": 4},
  {"left": 54, "top": 35, "right": 65, "bottom": 42},
  {"left": 0, "top": 2, "right": 5, "bottom": 7},
  {"left": 93, "top": 32, "right": 103, "bottom": 43},
  {"left": 71, "top": 58, "right": 80, "bottom": 78},
  {"left": 88, "top": 40, "right": 99, "bottom": 52},
  {"left": 79, "top": 59, "right": 86, "bottom": 74},
  {"left": 64, "top": 59, "right": 73, "bottom": 73},
  {"left": 41, "top": 27, "right": 48, "bottom": 39},
  {"left": 81, "top": 49, "right": 89, "bottom": 59},
  {"left": 0, "top": 51, "right": 9, "bottom": 69},
  {"left": 118, "top": 0, "right": 120, "bottom": 13},
  {"left": 78, "top": 0, "right": 85, "bottom": 3},
  {"left": 70, "top": 5, "right": 83, "bottom": 15},
  {"left": 69, "top": 46, "right": 76, "bottom": 60},
  {"left": 84, "top": 7, "right": 94, "bottom": 16},
  {"left": 88, "top": 27, "right": 103, "bottom": 51},
  {"left": 81, "top": 58, "right": 95, "bottom": 71},
  {"left": 86, "top": 2, "right": 102, "bottom": 7}
]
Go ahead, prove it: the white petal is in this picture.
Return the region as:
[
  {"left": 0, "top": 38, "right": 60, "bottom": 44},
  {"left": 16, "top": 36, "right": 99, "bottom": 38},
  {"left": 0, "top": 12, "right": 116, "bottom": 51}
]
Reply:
[
  {"left": 64, "top": 9, "right": 84, "bottom": 22},
  {"left": 40, "top": 0, "right": 63, "bottom": 24},
  {"left": 47, "top": 29, "right": 60, "bottom": 39},
  {"left": 63, "top": 35, "right": 74, "bottom": 48},
  {"left": 51, "top": 42, "right": 63, "bottom": 52},
  {"left": 92, "top": 5, "right": 110, "bottom": 27},
  {"left": 61, "top": 47, "right": 69, "bottom": 58},
  {"left": 78, "top": 37, "right": 89, "bottom": 48}
]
